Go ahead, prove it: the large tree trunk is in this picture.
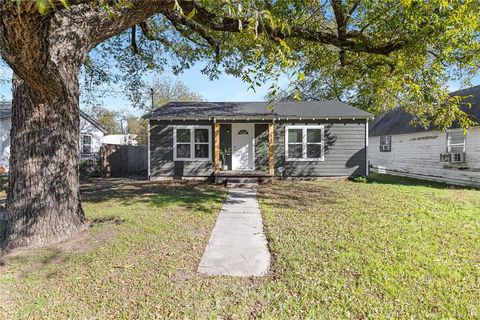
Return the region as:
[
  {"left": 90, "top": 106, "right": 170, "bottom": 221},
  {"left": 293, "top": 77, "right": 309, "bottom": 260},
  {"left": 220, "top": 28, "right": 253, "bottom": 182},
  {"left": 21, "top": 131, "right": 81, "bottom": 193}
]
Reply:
[
  {"left": 0, "top": 1, "right": 172, "bottom": 251},
  {"left": 0, "top": 71, "right": 86, "bottom": 251}
]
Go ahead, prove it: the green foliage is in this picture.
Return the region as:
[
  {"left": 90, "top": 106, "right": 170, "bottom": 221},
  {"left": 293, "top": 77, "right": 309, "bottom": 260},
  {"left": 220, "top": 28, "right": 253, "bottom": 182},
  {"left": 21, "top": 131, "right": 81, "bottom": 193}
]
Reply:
[
  {"left": 349, "top": 175, "right": 368, "bottom": 183},
  {"left": 219, "top": 146, "right": 230, "bottom": 163},
  {"left": 83, "top": 106, "right": 120, "bottom": 134},
  {"left": 151, "top": 78, "right": 203, "bottom": 109},
  {"left": 79, "top": 160, "right": 88, "bottom": 172},
  {"left": 125, "top": 116, "right": 148, "bottom": 145},
  {"left": 25, "top": 0, "right": 480, "bottom": 128}
]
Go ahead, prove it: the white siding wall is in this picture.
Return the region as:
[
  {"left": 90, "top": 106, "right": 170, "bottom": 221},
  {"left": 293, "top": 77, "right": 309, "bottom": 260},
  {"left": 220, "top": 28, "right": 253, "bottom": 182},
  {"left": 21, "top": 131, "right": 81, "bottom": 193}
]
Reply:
[
  {"left": 79, "top": 117, "right": 104, "bottom": 156},
  {"left": 0, "top": 118, "right": 11, "bottom": 170},
  {"left": 0, "top": 115, "right": 104, "bottom": 171},
  {"left": 369, "top": 127, "right": 480, "bottom": 187}
]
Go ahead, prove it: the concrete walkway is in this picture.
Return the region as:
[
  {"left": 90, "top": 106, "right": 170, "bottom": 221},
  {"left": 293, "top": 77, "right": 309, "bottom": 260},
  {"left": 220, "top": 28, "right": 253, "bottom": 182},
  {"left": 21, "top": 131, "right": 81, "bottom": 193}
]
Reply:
[{"left": 198, "top": 187, "right": 271, "bottom": 276}]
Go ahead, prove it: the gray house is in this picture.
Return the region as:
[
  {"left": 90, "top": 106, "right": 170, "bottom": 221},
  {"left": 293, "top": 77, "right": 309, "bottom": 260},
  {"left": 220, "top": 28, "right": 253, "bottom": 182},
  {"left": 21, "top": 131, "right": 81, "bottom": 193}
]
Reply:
[{"left": 145, "top": 101, "right": 372, "bottom": 181}]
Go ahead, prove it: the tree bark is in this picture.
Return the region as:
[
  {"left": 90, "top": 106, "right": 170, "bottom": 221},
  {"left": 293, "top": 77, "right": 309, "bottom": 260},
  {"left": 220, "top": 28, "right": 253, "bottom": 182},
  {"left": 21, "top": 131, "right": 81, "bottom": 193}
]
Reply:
[{"left": 0, "top": 69, "right": 86, "bottom": 251}]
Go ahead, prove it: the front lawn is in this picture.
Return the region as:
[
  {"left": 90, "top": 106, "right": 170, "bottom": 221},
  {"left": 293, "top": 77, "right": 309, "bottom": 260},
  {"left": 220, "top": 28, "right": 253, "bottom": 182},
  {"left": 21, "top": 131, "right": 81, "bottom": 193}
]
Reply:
[{"left": 0, "top": 175, "right": 479, "bottom": 319}]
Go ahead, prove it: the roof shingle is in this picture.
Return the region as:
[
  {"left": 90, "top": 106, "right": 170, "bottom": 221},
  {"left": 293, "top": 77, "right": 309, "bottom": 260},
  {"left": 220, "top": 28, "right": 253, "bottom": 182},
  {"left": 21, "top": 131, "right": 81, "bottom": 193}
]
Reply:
[
  {"left": 144, "top": 101, "right": 373, "bottom": 120},
  {"left": 370, "top": 85, "right": 480, "bottom": 136}
]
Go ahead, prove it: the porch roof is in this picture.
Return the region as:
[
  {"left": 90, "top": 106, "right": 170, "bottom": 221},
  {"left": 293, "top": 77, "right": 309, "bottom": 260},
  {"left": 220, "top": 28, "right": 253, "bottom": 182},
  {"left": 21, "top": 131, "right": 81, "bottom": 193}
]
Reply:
[{"left": 144, "top": 101, "right": 372, "bottom": 120}]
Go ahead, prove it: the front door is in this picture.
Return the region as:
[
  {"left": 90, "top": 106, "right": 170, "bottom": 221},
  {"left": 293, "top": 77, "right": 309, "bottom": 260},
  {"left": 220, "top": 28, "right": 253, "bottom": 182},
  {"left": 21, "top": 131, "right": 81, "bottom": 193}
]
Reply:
[{"left": 232, "top": 123, "right": 254, "bottom": 170}]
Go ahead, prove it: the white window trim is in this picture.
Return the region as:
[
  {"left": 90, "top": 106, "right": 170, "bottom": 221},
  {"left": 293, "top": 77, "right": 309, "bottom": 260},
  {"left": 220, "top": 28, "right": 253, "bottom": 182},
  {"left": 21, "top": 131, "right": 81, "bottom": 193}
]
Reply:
[
  {"left": 173, "top": 125, "right": 212, "bottom": 161},
  {"left": 379, "top": 135, "right": 391, "bottom": 152},
  {"left": 81, "top": 134, "right": 92, "bottom": 154},
  {"left": 447, "top": 130, "right": 466, "bottom": 153},
  {"left": 285, "top": 125, "right": 324, "bottom": 161}
]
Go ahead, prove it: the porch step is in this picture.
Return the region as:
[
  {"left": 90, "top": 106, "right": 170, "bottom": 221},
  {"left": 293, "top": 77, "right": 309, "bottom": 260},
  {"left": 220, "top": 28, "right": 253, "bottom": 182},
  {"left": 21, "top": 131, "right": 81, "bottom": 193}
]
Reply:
[{"left": 227, "top": 177, "right": 259, "bottom": 188}]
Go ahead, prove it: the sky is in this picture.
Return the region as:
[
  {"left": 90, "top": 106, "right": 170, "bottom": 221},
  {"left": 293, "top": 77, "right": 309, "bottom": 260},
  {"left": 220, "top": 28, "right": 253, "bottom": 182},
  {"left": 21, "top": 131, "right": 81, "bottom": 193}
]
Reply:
[
  {"left": 1, "top": 61, "right": 479, "bottom": 118},
  {"left": 0, "top": 62, "right": 288, "bottom": 117}
]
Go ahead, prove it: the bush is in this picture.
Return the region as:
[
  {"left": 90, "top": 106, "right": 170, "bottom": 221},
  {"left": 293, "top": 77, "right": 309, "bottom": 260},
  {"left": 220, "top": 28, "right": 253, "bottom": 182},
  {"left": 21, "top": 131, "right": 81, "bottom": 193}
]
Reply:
[
  {"left": 349, "top": 176, "right": 368, "bottom": 183},
  {"left": 79, "top": 160, "right": 89, "bottom": 173}
]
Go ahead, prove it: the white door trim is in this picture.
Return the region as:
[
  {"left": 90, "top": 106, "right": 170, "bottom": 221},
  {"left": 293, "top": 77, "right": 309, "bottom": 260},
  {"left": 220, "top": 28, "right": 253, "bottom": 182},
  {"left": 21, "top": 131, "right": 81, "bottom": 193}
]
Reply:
[{"left": 232, "top": 123, "right": 255, "bottom": 171}]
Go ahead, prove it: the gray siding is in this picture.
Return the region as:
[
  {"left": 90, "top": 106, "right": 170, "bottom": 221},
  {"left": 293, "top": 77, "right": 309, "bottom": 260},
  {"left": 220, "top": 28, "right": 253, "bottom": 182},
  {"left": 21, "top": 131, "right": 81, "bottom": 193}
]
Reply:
[
  {"left": 149, "top": 120, "right": 214, "bottom": 177},
  {"left": 149, "top": 119, "right": 367, "bottom": 178},
  {"left": 220, "top": 124, "right": 232, "bottom": 170},
  {"left": 275, "top": 120, "right": 367, "bottom": 177},
  {"left": 254, "top": 124, "right": 269, "bottom": 170}
]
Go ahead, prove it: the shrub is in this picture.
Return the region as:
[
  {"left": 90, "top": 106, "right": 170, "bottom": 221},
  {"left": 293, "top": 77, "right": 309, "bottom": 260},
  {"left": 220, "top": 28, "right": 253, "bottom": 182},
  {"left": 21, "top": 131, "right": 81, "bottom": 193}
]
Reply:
[
  {"left": 349, "top": 176, "right": 368, "bottom": 183},
  {"left": 79, "top": 160, "right": 89, "bottom": 173}
]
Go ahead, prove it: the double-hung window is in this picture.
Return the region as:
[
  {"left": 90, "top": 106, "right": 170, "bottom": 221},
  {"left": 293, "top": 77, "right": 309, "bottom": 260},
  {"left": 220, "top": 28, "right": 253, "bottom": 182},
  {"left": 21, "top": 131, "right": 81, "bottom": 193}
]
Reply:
[
  {"left": 173, "top": 125, "right": 211, "bottom": 161},
  {"left": 81, "top": 134, "right": 92, "bottom": 154},
  {"left": 285, "top": 125, "right": 324, "bottom": 161},
  {"left": 447, "top": 131, "right": 466, "bottom": 153},
  {"left": 379, "top": 136, "right": 391, "bottom": 152}
]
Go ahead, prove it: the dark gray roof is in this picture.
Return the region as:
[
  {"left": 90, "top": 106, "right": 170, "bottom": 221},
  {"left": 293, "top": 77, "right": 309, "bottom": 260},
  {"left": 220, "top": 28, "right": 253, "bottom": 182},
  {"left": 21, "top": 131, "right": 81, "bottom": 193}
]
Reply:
[
  {"left": 0, "top": 101, "right": 107, "bottom": 133},
  {"left": 145, "top": 101, "right": 373, "bottom": 120},
  {"left": 369, "top": 85, "right": 480, "bottom": 137}
]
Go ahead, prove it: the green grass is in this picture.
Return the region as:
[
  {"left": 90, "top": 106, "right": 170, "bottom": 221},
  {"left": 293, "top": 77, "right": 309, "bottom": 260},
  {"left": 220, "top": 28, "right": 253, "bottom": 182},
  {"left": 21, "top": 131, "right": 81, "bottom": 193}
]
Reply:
[{"left": 0, "top": 175, "right": 479, "bottom": 319}]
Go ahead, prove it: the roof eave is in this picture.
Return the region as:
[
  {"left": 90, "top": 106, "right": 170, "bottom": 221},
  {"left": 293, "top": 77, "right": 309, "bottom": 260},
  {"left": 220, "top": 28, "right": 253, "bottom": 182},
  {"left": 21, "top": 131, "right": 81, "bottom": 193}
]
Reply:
[{"left": 148, "top": 115, "right": 373, "bottom": 121}]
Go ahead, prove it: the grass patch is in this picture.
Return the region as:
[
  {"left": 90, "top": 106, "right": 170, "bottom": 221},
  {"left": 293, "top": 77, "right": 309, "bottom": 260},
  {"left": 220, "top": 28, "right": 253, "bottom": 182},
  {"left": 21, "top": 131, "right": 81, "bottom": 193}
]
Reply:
[
  {"left": 0, "top": 175, "right": 479, "bottom": 319},
  {"left": 258, "top": 174, "right": 480, "bottom": 318}
]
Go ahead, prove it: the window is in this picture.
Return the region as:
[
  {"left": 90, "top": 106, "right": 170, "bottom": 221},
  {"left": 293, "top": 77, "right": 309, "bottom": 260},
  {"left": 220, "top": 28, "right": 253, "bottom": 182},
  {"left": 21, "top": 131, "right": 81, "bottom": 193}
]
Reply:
[
  {"left": 380, "top": 136, "right": 391, "bottom": 152},
  {"left": 81, "top": 134, "right": 92, "bottom": 154},
  {"left": 447, "top": 131, "right": 466, "bottom": 153},
  {"left": 173, "top": 125, "right": 211, "bottom": 160},
  {"left": 285, "top": 125, "right": 324, "bottom": 161}
]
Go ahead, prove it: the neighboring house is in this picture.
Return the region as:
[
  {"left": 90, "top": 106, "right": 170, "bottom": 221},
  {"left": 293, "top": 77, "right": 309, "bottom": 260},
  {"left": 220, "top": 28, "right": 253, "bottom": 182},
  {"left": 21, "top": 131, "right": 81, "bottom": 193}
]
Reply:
[
  {"left": 0, "top": 102, "right": 11, "bottom": 171},
  {"left": 102, "top": 134, "right": 138, "bottom": 146},
  {"left": 78, "top": 110, "right": 107, "bottom": 162},
  {"left": 369, "top": 85, "right": 480, "bottom": 187},
  {"left": 0, "top": 102, "right": 106, "bottom": 170},
  {"left": 145, "top": 101, "right": 372, "bottom": 180}
]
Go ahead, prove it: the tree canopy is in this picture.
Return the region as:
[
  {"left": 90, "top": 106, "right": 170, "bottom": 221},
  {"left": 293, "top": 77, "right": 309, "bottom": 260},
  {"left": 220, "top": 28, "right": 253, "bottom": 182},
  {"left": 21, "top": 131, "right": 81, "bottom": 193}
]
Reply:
[
  {"left": 6, "top": 1, "right": 480, "bottom": 128},
  {"left": 66, "top": 0, "right": 480, "bottom": 130}
]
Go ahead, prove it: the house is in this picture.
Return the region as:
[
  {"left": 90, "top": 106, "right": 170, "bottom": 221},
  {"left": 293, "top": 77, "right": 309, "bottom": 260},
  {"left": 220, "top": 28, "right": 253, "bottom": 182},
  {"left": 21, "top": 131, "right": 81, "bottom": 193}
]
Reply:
[
  {"left": 0, "top": 102, "right": 106, "bottom": 170},
  {"left": 102, "top": 134, "right": 138, "bottom": 146},
  {"left": 369, "top": 85, "right": 480, "bottom": 187},
  {"left": 144, "top": 101, "right": 372, "bottom": 181}
]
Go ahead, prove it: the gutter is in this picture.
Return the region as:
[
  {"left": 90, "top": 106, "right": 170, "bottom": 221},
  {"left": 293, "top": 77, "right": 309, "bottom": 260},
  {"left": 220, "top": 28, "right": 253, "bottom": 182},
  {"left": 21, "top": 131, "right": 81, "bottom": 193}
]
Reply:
[{"left": 147, "top": 116, "right": 374, "bottom": 122}]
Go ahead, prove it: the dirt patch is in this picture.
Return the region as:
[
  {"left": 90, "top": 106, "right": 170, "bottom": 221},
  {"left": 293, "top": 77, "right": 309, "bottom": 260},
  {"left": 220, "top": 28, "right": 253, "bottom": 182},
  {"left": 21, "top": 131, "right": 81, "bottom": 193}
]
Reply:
[
  {"left": 55, "top": 224, "right": 118, "bottom": 255},
  {"left": 0, "top": 221, "right": 117, "bottom": 268}
]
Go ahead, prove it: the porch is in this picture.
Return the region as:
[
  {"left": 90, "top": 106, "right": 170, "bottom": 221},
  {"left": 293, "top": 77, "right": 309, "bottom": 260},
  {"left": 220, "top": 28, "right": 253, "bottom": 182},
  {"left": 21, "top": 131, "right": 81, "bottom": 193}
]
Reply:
[{"left": 213, "top": 121, "right": 275, "bottom": 178}]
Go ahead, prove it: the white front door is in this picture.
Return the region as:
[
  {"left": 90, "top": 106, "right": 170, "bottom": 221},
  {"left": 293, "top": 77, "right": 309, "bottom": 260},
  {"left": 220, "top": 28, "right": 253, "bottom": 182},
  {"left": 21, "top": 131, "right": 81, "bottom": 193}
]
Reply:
[{"left": 232, "top": 123, "right": 254, "bottom": 170}]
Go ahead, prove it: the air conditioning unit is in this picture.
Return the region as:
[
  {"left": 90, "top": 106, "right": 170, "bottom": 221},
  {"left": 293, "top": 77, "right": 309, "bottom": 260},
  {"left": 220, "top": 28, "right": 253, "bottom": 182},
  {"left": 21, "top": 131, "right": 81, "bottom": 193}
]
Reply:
[
  {"left": 451, "top": 152, "right": 465, "bottom": 163},
  {"left": 380, "top": 144, "right": 390, "bottom": 152},
  {"left": 440, "top": 152, "right": 465, "bottom": 163}
]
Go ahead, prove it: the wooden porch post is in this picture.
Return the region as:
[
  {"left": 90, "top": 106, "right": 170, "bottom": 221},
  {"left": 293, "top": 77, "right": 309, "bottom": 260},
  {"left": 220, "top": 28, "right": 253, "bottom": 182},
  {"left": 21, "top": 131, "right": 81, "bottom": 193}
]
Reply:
[
  {"left": 214, "top": 123, "right": 220, "bottom": 175},
  {"left": 268, "top": 122, "right": 275, "bottom": 175}
]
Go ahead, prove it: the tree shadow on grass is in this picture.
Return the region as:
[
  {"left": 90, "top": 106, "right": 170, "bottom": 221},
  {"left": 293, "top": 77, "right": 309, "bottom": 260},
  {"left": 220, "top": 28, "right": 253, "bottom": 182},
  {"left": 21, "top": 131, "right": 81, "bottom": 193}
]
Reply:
[
  {"left": 81, "top": 178, "right": 227, "bottom": 215},
  {"left": 258, "top": 180, "right": 340, "bottom": 212},
  {"left": 367, "top": 172, "right": 479, "bottom": 190}
]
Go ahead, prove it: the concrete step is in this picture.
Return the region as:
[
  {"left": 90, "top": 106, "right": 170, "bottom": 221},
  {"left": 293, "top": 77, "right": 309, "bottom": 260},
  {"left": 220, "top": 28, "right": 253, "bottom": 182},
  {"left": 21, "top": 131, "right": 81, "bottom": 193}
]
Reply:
[{"left": 227, "top": 177, "right": 259, "bottom": 188}]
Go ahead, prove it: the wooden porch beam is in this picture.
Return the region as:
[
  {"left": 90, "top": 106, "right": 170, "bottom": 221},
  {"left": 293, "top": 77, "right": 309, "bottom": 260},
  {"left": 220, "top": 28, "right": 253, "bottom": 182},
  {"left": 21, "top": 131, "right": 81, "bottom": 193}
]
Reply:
[
  {"left": 214, "top": 123, "right": 220, "bottom": 175},
  {"left": 268, "top": 122, "right": 275, "bottom": 175}
]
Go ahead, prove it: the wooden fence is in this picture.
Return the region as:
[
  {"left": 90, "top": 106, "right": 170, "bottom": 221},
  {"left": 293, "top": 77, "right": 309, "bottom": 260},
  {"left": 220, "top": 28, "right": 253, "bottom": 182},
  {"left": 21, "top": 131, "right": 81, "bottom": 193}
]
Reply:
[{"left": 100, "top": 144, "right": 148, "bottom": 178}]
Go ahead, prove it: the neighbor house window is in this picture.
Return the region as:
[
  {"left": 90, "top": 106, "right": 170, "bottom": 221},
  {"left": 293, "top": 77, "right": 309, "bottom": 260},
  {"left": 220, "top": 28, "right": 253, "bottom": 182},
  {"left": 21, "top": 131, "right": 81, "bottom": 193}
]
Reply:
[
  {"left": 81, "top": 134, "right": 92, "bottom": 154},
  {"left": 380, "top": 136, "right": 391, "bottom": 152},
  {"left": 447, "top": 131, "right": 466, "bottom": 153},
  {"left": 173, "top": 125, "right": 211, "bottom": 161},
  {"left": 285, "top": 125, "right": 324, "bottom": 161}
]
